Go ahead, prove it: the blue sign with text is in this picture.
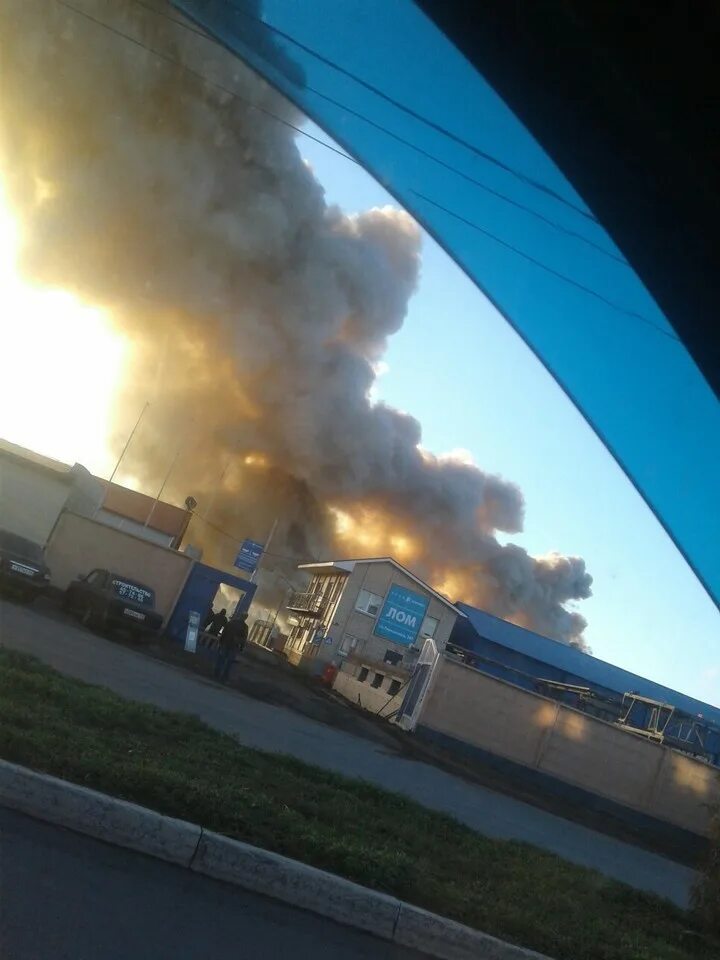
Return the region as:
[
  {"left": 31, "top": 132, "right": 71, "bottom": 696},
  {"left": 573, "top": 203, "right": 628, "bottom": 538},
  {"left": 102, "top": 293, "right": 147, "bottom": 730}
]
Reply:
[
  {"left": 374, "top": 584, "right": 429, "bottom": 646},
  {"left": 233, "top": 539, "right": 264, "bottom": 573}
]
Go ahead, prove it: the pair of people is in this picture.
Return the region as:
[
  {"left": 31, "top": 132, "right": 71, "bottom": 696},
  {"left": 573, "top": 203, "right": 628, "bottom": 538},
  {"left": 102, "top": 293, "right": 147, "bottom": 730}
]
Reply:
[{"left": 212, "top": 611, "right": 248, "bottom": 683}]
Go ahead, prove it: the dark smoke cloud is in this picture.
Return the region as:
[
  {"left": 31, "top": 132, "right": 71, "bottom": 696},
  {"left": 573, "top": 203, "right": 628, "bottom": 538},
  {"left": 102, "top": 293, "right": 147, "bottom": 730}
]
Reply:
[{"left": 0, "top": 0, "right": 592, "bottom": 642}]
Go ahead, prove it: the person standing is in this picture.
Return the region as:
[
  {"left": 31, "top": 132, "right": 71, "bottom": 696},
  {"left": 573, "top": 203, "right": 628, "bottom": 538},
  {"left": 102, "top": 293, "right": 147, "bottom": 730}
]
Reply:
[
  {"left": 213, "top": 612, "right": 248, "bottom": 683},
  {"left": 204, "top": 607, "right": 228, "bottom": 636}
]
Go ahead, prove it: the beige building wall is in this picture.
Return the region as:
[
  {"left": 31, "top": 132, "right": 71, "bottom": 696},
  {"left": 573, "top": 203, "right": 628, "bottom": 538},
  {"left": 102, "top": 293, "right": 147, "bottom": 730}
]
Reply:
[
  {"left": 337, "top": 562, "right": 456, "bottom": 657},
  {"left": 290, "top": 560, "right": 458, "bottom": 676},
  {"left": 46, "top": 512, "right": 193, "bottom": 619},
  {"left": 0, "top": 457, "right": 71, "bottom": 544},
  {"left": 419, "top": 656, "right": 720, "bottom": 836}
]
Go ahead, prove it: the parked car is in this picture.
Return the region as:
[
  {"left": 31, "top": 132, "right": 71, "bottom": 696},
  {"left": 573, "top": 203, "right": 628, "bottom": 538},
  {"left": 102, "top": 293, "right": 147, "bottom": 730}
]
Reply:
[
  {"left": 63, "top": 568, "right": 163, "bottom": 639},
  {"left": 0, "top": 529, "right": 52, "bottom": 602}
]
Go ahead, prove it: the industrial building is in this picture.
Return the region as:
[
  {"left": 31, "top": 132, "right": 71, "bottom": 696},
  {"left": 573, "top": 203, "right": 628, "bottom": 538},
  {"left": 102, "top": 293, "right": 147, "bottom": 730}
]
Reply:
[
  {"left": 0, "top": 438, "right": 102, "bottom": 542},
  {"left": 284, "top": 559, "right": 460, "bottom": 700},
  {"left": 0, "top": 438, "right": 194, "bottom": 552},
  {"left": 0, "top": 438, "right": 256, "bottom": 632},
  {"left": 451, "top": 603, "right": 720, "bottom": 766}
]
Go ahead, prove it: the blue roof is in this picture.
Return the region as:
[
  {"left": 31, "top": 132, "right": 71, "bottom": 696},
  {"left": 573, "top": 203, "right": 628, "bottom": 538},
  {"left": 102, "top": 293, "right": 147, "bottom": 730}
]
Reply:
[{"left": 457, "top": 602, "right": 720, "bottom": 726}]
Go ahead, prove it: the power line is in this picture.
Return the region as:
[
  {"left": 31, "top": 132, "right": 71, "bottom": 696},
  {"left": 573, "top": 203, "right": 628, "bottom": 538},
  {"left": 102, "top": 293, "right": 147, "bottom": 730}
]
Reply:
[
  {"left": 217, "top": 0, "right": 599, "bottom": 224},
  {"left": 53, "top": 0, "right": 671, "bottom": 338},
  {"left": 294, "top": 83, "right": 625, "bottom": 265},
  {"left": 55, "top": 0, "right": 357, "bottom": 166},
  {"left": 191, "top": 511, "right": 311, "bottom": 565},
  {"left": 137, "top": 0, "right": 624, "bottom": 263},
  {"left": 413, "top": 191, "right": 679, "bottom": 342}
]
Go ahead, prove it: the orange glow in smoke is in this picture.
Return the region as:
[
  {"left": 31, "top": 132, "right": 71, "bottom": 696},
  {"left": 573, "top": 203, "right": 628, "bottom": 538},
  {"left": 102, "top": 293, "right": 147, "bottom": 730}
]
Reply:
[
  {"left": 244, "top": 452, "right": 270, "bottom": 468},
  {"left": 329, "top": 505, "right": 421, "bottom": 566}
]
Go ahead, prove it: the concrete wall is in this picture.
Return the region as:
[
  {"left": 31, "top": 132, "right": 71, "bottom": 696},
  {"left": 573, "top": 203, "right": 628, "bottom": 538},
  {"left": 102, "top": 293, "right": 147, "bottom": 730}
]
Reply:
[
  {"left": 46, "top": 512, "right": 193, "bottom": 619},
  {"left": 419, "top": 656, "right": 720, "bottom": 836},
  {"left": 0, "top": 457, "right": 70, "bottom": 544},
  {"left": 333, "top": 664, "right": 407, "bottom": 716},
  {"left": 333, "top": 669, "right": 399, "bottom": 713},
  {"left": 96, "top": 510, "right": 174, "bottom": 547}
]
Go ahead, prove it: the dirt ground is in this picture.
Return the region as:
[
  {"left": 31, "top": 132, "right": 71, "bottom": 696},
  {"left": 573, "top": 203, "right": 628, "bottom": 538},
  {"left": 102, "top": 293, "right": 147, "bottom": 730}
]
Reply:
[{"left": 146, "top": 633, "right": 403, "bottom": 750}]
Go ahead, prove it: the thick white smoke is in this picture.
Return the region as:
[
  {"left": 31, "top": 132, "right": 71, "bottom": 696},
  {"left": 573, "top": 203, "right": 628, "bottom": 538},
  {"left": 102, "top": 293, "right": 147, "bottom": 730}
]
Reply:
[{"left": 0, "top": 0, "right": 592, "bottom": 643}]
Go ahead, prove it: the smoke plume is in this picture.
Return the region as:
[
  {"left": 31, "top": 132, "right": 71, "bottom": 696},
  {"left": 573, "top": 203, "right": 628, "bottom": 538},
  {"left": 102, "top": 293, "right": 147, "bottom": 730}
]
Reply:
[{"left": 0, "top": 0, "right": 592, "bottom": 643}]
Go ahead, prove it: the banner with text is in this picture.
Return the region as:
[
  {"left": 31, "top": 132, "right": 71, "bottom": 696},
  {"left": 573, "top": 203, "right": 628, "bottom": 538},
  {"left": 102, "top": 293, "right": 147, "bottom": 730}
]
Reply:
[{"left": 373, "top": 583, "right": 429, "bottom": 646}]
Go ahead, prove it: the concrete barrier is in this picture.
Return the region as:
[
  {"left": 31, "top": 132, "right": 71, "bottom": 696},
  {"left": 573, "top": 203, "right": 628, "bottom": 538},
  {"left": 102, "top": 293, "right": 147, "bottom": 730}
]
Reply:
[
  {"left": 0, "top": 760, "right": 201, "bottom": 866},
  {"left": 192, "top": 830, "right": 400, "bottom": 938},
  {"left": 0, "top": 759, "right": 553, "bottom": 960},
  {"left": 395, "top": 903, "right": 548, "bottom": 960}
]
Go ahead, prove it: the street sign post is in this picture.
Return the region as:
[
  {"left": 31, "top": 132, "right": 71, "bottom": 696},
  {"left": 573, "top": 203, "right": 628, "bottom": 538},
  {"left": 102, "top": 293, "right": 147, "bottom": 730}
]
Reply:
[{"left": 233, "top": 539, "right": 264, "bottom": 573}]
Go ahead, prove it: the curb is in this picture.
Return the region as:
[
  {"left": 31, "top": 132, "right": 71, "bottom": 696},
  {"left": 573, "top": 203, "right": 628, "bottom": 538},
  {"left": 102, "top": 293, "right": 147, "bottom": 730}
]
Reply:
[{"left": 0, "top": 759, "right": 550, "bottom": 960}]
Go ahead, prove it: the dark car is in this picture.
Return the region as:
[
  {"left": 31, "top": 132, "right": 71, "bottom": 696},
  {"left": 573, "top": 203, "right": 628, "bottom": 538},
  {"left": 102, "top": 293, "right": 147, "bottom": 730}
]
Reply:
[
  {"left": 64, "top": 568, "right": 163, "bottom": 639},
  {"left": 0, "top": 529, "right": 52, "bottom": 602}
]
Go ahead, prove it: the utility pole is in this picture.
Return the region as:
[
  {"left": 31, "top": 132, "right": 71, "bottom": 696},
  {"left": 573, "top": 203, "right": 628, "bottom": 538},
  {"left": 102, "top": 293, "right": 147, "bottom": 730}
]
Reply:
[
  {"left": 202, "top": 453, "right": 234, "bottom": 522},
  {"left": 92, "top": 401, "right": 149, "bottom": 519},
  {"left": 250, "top": 516, "right": 278, "bottom": 583},
  {"left": 144, "top": 423, "right": 194, "bottom": 529}
]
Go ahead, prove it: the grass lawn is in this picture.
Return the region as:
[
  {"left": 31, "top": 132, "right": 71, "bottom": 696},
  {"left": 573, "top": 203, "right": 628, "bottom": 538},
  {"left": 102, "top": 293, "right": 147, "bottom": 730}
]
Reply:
[{"left": 0, "top": 648, "right": 715, "bottom": 960}]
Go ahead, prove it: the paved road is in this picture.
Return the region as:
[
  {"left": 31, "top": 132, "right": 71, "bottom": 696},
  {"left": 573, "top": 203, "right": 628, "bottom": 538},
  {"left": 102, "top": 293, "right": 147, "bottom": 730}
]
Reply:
[
  {"left": 0, "top": 806, "right": 426, "bottom": 960},
  {"left": 0, "top": 598, "right": 696, "bottom": 907}
]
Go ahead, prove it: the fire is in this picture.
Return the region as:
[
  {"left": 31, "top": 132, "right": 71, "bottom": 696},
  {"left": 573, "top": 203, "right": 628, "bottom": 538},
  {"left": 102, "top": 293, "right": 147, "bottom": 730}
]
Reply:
[
  {"left": 434, "top": 572, "right": 469, "bottom": 602},
  {"left": 329, "top": 505, "right": 421, "bottom": 565},
  {"left": 0, "top": 181, "right": 126, "bottom": 475},
  {"left": 244, "top": 453, "right": 270, "bottom": 468},
  {"left": 329, "top": 506, "right": 385, "bottom": 554},
  {"left": 330, "top": 503, "right": 469, "bottom": 603}
]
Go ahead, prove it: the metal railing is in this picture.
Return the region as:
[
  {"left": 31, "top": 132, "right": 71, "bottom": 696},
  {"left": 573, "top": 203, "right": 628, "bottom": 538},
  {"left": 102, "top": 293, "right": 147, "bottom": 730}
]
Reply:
[{"left": 286, "top": 591, "right": 325, "bottom": 617}]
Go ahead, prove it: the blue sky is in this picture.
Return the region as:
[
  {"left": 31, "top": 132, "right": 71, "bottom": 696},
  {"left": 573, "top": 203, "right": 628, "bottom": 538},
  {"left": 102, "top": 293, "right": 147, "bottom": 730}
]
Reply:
[{"left": 300, "top": 128, "right": 720, "bottom": 707}]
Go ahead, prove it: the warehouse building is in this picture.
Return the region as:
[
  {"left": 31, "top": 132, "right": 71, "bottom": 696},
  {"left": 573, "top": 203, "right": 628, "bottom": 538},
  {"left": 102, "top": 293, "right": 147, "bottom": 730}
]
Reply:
[
  {"left": 0, "top": 438, "right": 102, "bottom": 543},
  {"left": 410, "top": 646, "right": 720, "bottom": 842},
  {"left": 0, "top": 438, "right": 195, "bottom": 551},
  {"left": 0, "top": 438, "right": 244, "bottom": 627},
  {"left": 450, "top": 602, "right": 720, "bottom": 766}
]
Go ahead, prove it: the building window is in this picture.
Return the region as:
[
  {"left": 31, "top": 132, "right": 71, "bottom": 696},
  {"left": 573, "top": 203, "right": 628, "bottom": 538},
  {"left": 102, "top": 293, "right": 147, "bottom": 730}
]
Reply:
[
  {"left": 371, "top": 672, "right": 385, "bottom": 689},
  {"left": 355, "top": 589, "right": 383, "bottom": 617},
  {"left": 388, "top": 679, "right": 403, "bottom": 696},
  {"left": 383, "top": 649, "right": 403, "bottom": 666},
  {"left": 357, "top": 667, "right": 370, "bottom": 683},
  {"left": 420, "top": 614, "right": 439, "bottom": 639},
  {"left": 339, "top": 633, "right": 359, "bottom": 656}
]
